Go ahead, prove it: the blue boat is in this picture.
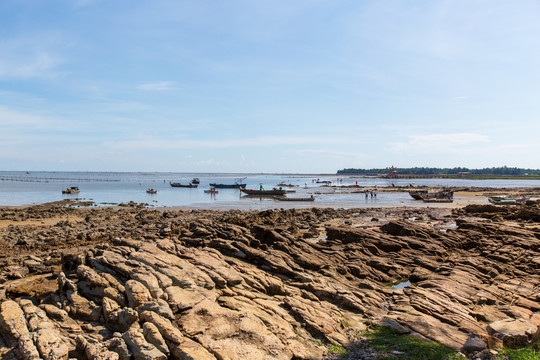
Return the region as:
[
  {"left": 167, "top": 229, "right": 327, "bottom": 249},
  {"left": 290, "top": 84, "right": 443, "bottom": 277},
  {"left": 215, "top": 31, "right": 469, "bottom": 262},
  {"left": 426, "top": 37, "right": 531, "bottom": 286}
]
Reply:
[
  {"left": 209, "top": 183, "right": 246, "bottom": 189},
  {"left": 209, "top": 177, "right": 246, "bottom": 189}
]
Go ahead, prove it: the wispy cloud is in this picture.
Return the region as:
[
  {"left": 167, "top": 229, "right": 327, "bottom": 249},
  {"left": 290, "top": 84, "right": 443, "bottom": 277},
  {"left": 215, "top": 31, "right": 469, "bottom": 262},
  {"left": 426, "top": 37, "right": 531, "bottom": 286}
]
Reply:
[
  {"left": 387, "top": 133, "right": 490, "bottom": 154},
  {"left": 137, "top": 81, "right": 177, "bottom": 91},
  {"left": 290, "top": 149, "right": 367, "bottom": 160},
  {"left": 0, "top": 52, "right": 64, "bottom": 79},
  {"left": 0, "top": 33, "right": 66, "bottom": 79},
  {"left": 104, "top": 135, "right": 359, "bottom": 151}
]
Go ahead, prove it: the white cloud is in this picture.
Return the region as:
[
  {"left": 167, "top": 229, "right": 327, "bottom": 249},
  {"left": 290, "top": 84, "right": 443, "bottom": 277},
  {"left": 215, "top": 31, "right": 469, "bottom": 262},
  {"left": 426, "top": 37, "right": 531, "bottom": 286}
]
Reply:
[
  {"left": 137, "top": 81, "right": 177, "bottom": 91},
  {"left": 104, "top": 135, "right": 358, "bottom": 151},
  {"left": 290, "top": 149, "right": 367, "bottom": 160},
  {"left": 0, "top": 32, "right": 66, "bottom": 79},
  {"left": 387, "top": 133, "right": 489, "bottom": 154}
]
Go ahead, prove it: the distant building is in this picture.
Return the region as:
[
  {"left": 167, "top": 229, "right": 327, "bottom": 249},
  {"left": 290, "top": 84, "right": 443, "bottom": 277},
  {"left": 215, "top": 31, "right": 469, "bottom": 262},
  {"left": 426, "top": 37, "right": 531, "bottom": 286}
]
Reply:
[{"left": 387, "top": 166, "right": 398, "bottom": 179}]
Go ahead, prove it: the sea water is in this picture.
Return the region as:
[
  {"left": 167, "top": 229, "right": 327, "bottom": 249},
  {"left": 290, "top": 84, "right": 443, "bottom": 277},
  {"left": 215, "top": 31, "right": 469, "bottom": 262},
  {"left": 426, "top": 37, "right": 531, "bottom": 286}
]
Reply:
[{"left": 1, "top": 171, "right": 539, "bottom": 209}]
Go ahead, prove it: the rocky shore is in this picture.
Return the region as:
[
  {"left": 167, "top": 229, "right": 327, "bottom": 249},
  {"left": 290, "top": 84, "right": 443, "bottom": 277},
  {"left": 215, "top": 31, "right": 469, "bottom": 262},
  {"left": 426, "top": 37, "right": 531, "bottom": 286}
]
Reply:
[{"left": 0, "top": 199, "right": 539, "bottom": 359}]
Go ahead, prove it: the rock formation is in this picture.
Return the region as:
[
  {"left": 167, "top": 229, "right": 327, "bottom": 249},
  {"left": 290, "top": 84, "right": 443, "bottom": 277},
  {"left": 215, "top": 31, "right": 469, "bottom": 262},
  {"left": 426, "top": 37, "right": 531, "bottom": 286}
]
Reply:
[{"left": 0, "top": 202, "right": 539, "bottom": 358}]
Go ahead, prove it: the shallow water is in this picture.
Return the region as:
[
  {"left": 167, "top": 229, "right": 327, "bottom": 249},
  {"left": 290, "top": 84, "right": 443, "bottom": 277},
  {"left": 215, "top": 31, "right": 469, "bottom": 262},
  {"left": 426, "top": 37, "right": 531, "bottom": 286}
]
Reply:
[{"left": 1, "top": 171, "right": 539, "bottom": 209}]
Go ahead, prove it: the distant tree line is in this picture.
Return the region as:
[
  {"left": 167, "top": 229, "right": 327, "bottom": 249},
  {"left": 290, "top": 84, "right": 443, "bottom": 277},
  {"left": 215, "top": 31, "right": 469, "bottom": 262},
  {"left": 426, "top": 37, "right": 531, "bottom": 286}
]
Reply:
[{"left": 337, "top": 166, "right": 540, "bottom": 176}]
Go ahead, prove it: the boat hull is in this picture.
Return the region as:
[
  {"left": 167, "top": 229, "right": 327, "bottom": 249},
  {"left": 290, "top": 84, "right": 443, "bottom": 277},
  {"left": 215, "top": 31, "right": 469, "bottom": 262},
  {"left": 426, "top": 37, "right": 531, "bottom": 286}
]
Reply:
[
  {"left": 209, "top": 183, "right": 246, "bottom": 189},
  {"left": 240, "top": 189, "right": 286, "bottom": 196},
  {"left": 274, "top": 197, "right": 314, "bottom": 202},
  {"left": 170, "top": 183, "right": 198, "bottom": 188}
]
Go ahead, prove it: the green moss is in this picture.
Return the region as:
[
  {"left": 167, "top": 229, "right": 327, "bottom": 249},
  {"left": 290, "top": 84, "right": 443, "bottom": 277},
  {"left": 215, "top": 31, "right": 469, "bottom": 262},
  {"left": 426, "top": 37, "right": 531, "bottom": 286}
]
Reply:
[
  {"left": 360, "top": 327, "right": 465, "bottom": 360},
  {"left": 498, "top": 341, "right": 540, "bottom": 360},
  {"left": 327, "top": 344, "right": 348, "bottom": 357}
]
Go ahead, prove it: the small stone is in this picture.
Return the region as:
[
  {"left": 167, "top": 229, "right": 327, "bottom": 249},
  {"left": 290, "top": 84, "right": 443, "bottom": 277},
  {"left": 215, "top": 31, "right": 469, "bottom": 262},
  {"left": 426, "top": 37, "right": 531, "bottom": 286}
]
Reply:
[{"left": 461, "top": 336, "right": 487, "bottom": 354}]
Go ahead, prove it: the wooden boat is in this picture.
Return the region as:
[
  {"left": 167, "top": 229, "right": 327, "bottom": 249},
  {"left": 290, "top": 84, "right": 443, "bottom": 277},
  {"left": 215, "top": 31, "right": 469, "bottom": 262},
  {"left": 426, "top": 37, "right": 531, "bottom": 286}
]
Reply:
[
  {"left": 170, "top": 182, "right": 198, "bottom": 188},
  {"left": 146, "top": 188, "right": 157, "bottom": 194},
  {"left": 413, "top": 190, "right": 453, "bottom": 201},
  {"left": 274, "top": 195, "right": 314, "bottom": 202},
  {"left": 409, "top": 190, "right": 428, "bottom": 200},
  {"left": 316, "top": 180, "right": 332, "bottom": 185},
  {"left": 422, "top": 198, "right": 453, "bottom": 203},
  {"left": 240, "top": 188, "right": 287, "bottom": 196},
  {"left": 488, "top": 195, "right": 529, "bottom": 205},
  {"left": 191, "top": 178, "right": 200, "bottom": 184},
  {"left": 62, "top": 186, "right": 80, "bottom": 194}
]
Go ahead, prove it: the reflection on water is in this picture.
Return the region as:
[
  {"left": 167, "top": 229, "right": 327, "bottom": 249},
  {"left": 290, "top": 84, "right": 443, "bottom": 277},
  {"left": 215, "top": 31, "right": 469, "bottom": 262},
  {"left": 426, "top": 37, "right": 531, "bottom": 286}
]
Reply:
[{"left": 391, "top": 280, "right": 411, "bottom": 290}]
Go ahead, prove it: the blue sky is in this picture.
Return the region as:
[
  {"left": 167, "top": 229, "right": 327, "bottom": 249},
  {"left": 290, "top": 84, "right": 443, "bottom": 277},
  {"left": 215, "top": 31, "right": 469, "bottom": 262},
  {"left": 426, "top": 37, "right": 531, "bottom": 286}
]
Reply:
[{"left": 1, "top": 0, "right": 539, "bottom": 173}]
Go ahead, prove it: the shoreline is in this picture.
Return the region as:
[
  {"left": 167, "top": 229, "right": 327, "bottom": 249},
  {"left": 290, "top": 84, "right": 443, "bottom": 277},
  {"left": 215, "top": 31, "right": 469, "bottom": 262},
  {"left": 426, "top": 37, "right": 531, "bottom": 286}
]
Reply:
[{"left": 2, "top": 185, "right": 539, "bottom": 211}]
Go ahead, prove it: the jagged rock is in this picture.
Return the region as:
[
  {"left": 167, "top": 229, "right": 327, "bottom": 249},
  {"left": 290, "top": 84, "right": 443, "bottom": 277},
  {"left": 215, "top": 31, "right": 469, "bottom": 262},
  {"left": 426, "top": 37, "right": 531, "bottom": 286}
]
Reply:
[
  {"left": 487, "top": 318, "right": 539, "bottom": 346},
  {"left": 137, "top": 299, "right": 174, "bottom": 320},
  {"left": 3, "top": 203, "right": 540, "bottom": 359},
  {"left": 143, "top": 322, "right": 169, "bottom": 355},
  {"left": 0, "top": 300, "right": 29, "bottom": 347},
  {"left": 76, "top": 335, "right": 120, "bottom": 360},
  {"left": 130, "top": 270, "right": 163, "bottom": 299},
  {"left": 77, "top": 265, "right": 110, "bottom": 288},
  {"left": 461, "top": 336, "right": 487, "bottom": 354},
  {"left": 105, "top": 306, "right": 139, "bottom": 332},
  {"left": 104, "top": 336, "right": 131, "bottom": 360},
  {"left": 180, "top": 298, "right": 293, "bottom": 359},
  {"left": 40, "top": 304, "right": 68, "bottom": 321},
  {"left": 140, "top": 310, "right": 216, "bottom": 360},
  {"left": 122, "top": 327, "right": 167, "bottom": 360},
  {"left": 33, "top": 328, "right": 69, "bottom": 360},
  {"left": 20, "top": 299, "right": 53, "bottom": 332},
  {"left": 57, "top": 272, "right": 77, "bottom": 294},
  {"left": 18, "top": 333, "right": 40, "bottom": 360},
  {"left": 103, "top": 287, "right": 127, "bottom": 307},
  {"left": 66, "top": 290, "right": 101, "bottom": 321},
  {"left": 165, "top": 286, "right": 211, "bottom": 313},
  {"left": 125, "top": 280, "right": 153, "bottom": 308}
]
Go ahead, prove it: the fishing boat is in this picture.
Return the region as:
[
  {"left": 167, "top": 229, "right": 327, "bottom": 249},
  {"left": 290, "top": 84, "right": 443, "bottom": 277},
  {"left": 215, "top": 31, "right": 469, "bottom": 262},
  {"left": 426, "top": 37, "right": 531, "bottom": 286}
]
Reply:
[
  {"left": 274, "top": 195, "right": 314, "bottom": 202},
  {"left": 210, "top": 177, "right": 247, "bottom": 189},
  {"left": 209, "top": 183, "right": 246, "bottom": 188},
  {"left": 409, "top": 190, "right": 428, "bottom": 200},
  {"left": 146, "top": 188, "right": 157, "bottom": 194},
  {"left": 412, "top": 190, "right": 453, "bottom": 200},
  {"left": 240, "top": 188, "right": 287, "bottom": 196},
  {"left": 62, "top": 186, "right": 80, "bottom": 194},
  {"left": 488, "top": 195, "right": 529, "bottom": 205},
  {"left": 422, "top": 198, "right": 453, "bottom": 203},
  {"left": 191, "top": 178, "right": 200, "bottom": 184},
  {"left": 170, "top": 182, "right": 198, "bottom": 188},
  {"left": 415, "top": 189, "right": 454, "bottom": 203}
]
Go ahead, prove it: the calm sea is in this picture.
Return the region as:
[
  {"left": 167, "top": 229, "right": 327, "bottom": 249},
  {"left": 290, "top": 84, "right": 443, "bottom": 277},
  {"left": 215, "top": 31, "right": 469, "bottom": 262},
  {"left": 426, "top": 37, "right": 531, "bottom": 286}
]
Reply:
[{"left": 1, "top": 171, "right": 539, "bottom": 209}]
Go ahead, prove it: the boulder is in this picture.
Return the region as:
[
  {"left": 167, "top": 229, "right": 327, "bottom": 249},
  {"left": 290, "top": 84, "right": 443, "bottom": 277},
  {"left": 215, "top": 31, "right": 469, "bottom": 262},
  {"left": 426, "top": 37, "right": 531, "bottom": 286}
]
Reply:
[
  {"left": 461, "top": 336, "right": 487, "bottom": 354},
  {"left": 122, "top": 328, "right": 167, "bottom": 360},
  {"left": 33, "top": 328, "right": 69, "bottom": 360},
  {"left": 487, "top": 318, "right": 539, "bottom": 346},
  {"left": 143, "top": 322, "right": 169, "bottom": 355},
  {"left": 0, "top": 300, "right": 29, "bottom": 346},
  {"left": 125, "top": 280, "right": 153, "bottom": 308}
]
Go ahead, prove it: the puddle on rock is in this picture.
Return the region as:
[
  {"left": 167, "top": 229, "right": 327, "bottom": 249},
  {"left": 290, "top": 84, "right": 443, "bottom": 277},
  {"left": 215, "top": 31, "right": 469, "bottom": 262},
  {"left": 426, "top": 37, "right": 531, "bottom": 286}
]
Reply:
[{"left": 390, "top": 279, "right": 411, "bottom": 290}]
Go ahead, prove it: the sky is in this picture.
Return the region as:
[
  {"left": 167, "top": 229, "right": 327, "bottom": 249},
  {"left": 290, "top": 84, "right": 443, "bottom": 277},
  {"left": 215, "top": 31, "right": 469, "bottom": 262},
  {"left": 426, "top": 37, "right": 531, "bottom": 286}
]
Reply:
[{"left": 1, "top": 0, "right": 539, "bottom": 173}]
